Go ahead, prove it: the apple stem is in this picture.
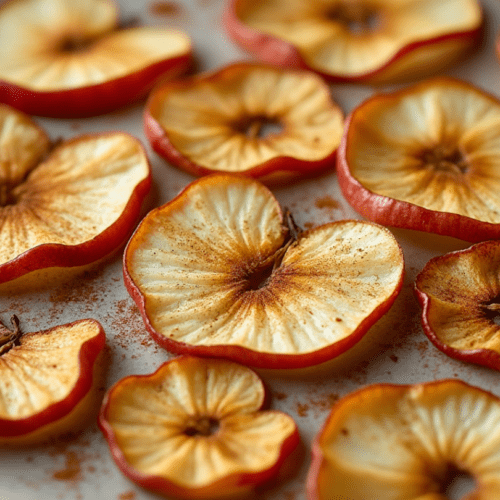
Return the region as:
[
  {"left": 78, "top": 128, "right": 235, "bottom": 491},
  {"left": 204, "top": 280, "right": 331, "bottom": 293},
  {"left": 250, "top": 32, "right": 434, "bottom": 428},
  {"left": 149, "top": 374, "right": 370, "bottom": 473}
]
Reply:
[{"left": 0, "top": 315, "right": 22, "bottom": 355}]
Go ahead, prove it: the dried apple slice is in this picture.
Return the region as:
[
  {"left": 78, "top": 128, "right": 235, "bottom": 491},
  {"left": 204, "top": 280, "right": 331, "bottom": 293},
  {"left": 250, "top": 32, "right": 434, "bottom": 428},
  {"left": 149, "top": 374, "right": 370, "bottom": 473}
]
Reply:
[
  {"left": 415, "top": 240, "right": 500, "bottom": 370},
  {"left": 0, "top": 0, "right": 192, "bottom": 117},
  {"left": 123, "top": 174, "right": 404, "bottom": 369},
  {"left": 337, "top": 77, "right": 500, "bottom": 243},
  {"left": 224, "top": 0, "right": 482, "bottom": 84},
  {"left": 99, "top": 355, "right": 300, "bottom": 499},
  {"left": 307, "top": 379, "right": 500, "bottom": 500},
  {"left": 0, "top": 104, "right": 151, "bottom": 285},
  {"left": 145, "top": 63, "right": 344, "bottom": 186},
  {"left": 0, "top": 316, "right": 106, "bottom": 445}
]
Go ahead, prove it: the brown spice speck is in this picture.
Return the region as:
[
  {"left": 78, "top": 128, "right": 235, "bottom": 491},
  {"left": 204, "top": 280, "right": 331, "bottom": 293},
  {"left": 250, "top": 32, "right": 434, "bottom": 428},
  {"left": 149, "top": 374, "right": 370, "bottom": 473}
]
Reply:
[
  {"left": 118, "top": 491, "right": 137, "bottom": 500},
  {"left": 389, "top": 354, "right": 399, "bottom": 363},
  {"left": 274, "top": 392, "right": 288, "bottom": 400},
  {"left": 296, "top": 403, "right": 309, "bottom": 417},
  {"left": 315, "top": 195, "right": 340, "bottom": 210},
  {"left": 149, "top": 1, "right": 181, "bottom": 16},
  {"left": 52, "top": 451, "right": 81, "bottom": 481}
]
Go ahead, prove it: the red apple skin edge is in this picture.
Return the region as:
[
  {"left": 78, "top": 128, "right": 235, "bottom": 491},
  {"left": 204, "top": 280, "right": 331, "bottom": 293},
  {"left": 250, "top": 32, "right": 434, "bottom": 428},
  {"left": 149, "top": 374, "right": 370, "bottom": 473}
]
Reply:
[
  {"left": 304, "top": 379, "right": 493, "bottom": 500},
  {"left": 122, "top": 185, "right": 405, "bottom": 369},
  {"left": 0, "top": 133, "right": 152, "bottom": 285},
  {"left": 0, "top": 319, "right": 105, "bottom": 438},
  {"left": 223, "top": 0, "right": 483, "bottom": 85},
  {"left": 415, "top": 277, "right": 500, "bottom": 372},
  {"left": 98, "top": 359, "right": 301, "bottom": 499},
  {"left": 0, "top": 53, "right": 192, "bottom": 118},
  {"left": 336, "top": 108, "right": 500, "bottom": 244}
]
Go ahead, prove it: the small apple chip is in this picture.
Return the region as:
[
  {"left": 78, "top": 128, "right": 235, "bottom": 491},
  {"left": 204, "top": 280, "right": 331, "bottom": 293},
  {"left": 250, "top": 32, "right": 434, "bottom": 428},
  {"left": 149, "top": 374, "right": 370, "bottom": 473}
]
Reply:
[
  {"left": 416, "top": 240, "right": 500, "bottom": 370},
  {"left": 0, "top": 104, "right": 151, "bottom": 285},
  {"left": 308, "top": 380, "right": 500, "bottom": 499},
  {"left": 124, "top": 174, "right": 404, "bottom": 369},
  {"left": 145, "top": 63, "right": 344, "bottom": 186},
  {"left": 338, "top": 77, "right": 500, "bottom": 242},
  {"left": 0, "top": 317, "right": 105, "bottom": 445},
  {"left": 99, "top": 356, "right": 300, "bottom": 499},
  {"left": 0, "top": 0, "right": 192, "bottom": 117},
  {"left": 225, "top": 0, "right": 482, "bottom": 84}
]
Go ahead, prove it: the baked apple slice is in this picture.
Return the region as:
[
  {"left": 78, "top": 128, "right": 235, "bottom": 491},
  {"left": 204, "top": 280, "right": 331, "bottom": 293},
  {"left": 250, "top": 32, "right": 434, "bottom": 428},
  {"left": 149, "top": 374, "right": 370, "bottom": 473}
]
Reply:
[
  {"left": 338, "top": 77, "right": 500, "bottom": 243},
  {"left": 0, "top": 104, "right": 151, "bottom": 285},
  {"left": 0, "top": 0, "right": 192, "bottom": 117},
  {"left": 0, "top": 316, "right": 105, "bottom": 446},
  {"left": 307, "top": 379, "right": 500, "bottom": 499},
  {"left": 123, "top": 174, "right": 404, "bottom": 369},
  {"left": 99, "top": 355, "right": 300, "bottom": 499},
  {"left": 415, "top": 240, "right": 500, "bottom": 370},
  {"left": 224, "top": 0, "right": 482, "bottom": 84},
  {"left": 145, "top": 62, "right": 344, "bottom": 186}
]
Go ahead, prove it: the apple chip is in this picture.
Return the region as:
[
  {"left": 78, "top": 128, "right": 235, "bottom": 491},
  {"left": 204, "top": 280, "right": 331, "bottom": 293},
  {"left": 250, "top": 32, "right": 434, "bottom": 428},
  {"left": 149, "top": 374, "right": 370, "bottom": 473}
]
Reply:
[
  {"left": 0, "top": 316, "right": 105, "bottom": 445},
  {"left": 308, "top": 379, "right": 500, "bottom": 499},
  {"left": 145, "top": 63, "right": 344, "bottom": 186},
  {"left": 123, "top": 174, "right": 404, "bottom": 369},
  {"left": 338, "top": 77, "right": 500, "bottom": 242},
  {"left": 415, "top": 240, "right": 500, "bottom": 370},
  {"left": 225, "top": 0, "right": 482, "bottom": 84},
  {"left": 0, "top": 104, "right": 151, "bottom": 285},
  {"left": 99, "top": 356, "right": 299, "bottom": 499},
  {"left": 0, "top": 0, "right": 192, "bottom": 117}
]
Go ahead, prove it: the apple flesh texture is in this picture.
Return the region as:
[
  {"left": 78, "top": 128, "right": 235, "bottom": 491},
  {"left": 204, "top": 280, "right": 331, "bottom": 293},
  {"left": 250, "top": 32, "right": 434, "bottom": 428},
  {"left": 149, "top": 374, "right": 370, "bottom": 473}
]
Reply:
[
  {"left": 145, "top": 62, "right": 344, "bottom": 186},
  {"left": 0, "top": 0, "right": 192, "bottom": 117},
  {"left": 99, "top": 356, "right": 300, "bottom": 499},
  {"left": 415, "top": 240, "right": 500, "bottom": 370},
  {"left": 0, "top": 104, "right": 151, "bottom": 285},
  {"left": 337, "top": 77, "right": 500, "bottom": 242},
  {"left": 224, "top": 0, "right": 482, "bottom": 84},
  {"left": 124, "top": 174, "right": 404, "bottom": 369},
  {"left": 0, "top": 318, "right": 105, "bottom": 445},
  {"left": 308, "top": 379, "right": 500, "bottom": 500}
]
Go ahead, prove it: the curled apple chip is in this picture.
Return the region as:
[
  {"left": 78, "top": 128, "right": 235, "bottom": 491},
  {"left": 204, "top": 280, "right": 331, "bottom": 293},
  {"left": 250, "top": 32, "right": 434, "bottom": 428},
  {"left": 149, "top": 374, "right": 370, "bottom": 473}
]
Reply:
[
  {"left": 337, "top": 77, "right": 500, "bottom": 243},
  {"left": 0, "top": 316, "right": 105, "bottom": 445},
  {"left": 99, "top": 356, "right": 299, "bottom": 499},
  {"left": 0, "top": 104, "right": 151, "bottom": 285},
  {"left": 415, "top": 240, "right": 500, "bottom": 370},
  {"left": 145, "top": 63, "right": 344, "bottom": 186},
  {"left": 123, "top": 174, "right": 404, "bottom": 369},
  {"left": 307, "top": 379, "right": 500, "bottom": 500},
  {"left": 224, "top": 0, "right": 482, "bottom": 84},
  {"left": 0, "top": 0, "right": 192, "bottom": 117}
]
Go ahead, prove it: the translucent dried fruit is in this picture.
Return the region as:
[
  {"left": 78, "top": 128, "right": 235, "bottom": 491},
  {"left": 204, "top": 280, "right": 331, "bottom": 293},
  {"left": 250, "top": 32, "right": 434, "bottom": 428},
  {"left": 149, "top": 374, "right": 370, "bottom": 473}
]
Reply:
[
  {"left": 225, "top": 0, "right": 482, "bottom": 84},
  {"left": 338, "top": 77, "right": 500, "bottom": 242},
  {"left": 416, "top": 240, "right": 500, "bottom": 370},
  {"left": 99, "top": 356, "right": 299, "bottom": 499},
  {"left": 0, "top": 104, "right": 151, "bottom": 285},
  {"left": 0, "top": 0, "right": 192, "bottom": 117},
  {"left": 0, "top": 317, "right": 105, "bottom": 445},
  {"left": 308, "top": 379, "right": 500, "bottom": 499},
  {"left": 123, "top": 174, "right": 404, "bottom": 369},
  {"left": 145, "top": 63, "right": 344, "bottom": 186}
]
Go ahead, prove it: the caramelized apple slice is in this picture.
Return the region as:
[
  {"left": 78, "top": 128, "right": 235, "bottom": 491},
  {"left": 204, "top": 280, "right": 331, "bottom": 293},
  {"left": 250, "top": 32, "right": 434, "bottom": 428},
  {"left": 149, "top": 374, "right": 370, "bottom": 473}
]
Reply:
[
  {"left": 123, "top": 174, "right": 404, "bottom": 369},
  {"left": 415, "top": 240, "right": 500, "bottom": 370},
  {"left": 338, "top": 77, "right": 500, "bottom": 242},
  {"left": 0, "top": 0, "right": 191, "bottom": 117},
  {"left": 307, "top": 379, "right": 500, "bottom": 499},
  {"left": 99, "top": 356, "right": 299, "bottom": 499},
  {"left": 0, "top": 316, "right": 105, "bottom": 445},
  {"left": 0, "top": 104, "right": 151, "bottom": 285},
  {"left": 225, "top": 0, "right": 482, "bottom": 84},
  {"left": 145, "top": 63, "right": 344, "bottom": 186}
]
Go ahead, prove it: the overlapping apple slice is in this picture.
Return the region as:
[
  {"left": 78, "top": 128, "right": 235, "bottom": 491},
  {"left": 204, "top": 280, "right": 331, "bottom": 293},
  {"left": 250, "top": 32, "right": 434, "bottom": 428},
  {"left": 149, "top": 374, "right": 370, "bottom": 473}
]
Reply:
[
  {"left": 0, "top": 104, "right": 151, "bottom": 285},
  {"left": 0, "top": 0, "right": 192, "bottom": 117},
  {"left": 0, "top": 316, "right": 105, "bottom": 445},
  {"left": 307, "top": 379, "right": 500, "bottom": 500},
  {"left": 99, "top": 356, "right": 300, "bottom": 499},
  {"left": 145, "top": 63, "right": 344, "bottom": 186},
  {"left": 123, "top": 174, "right": 404, "bottom": 369},
  {"left": 337, "top": 77, "right": 500, "bottom": 243},
  {"left": 415, "top": 240, "right": 500, "bottom": 370},
  {"left": 224, "top": 0, "right": 482, "bottom": 84}
]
